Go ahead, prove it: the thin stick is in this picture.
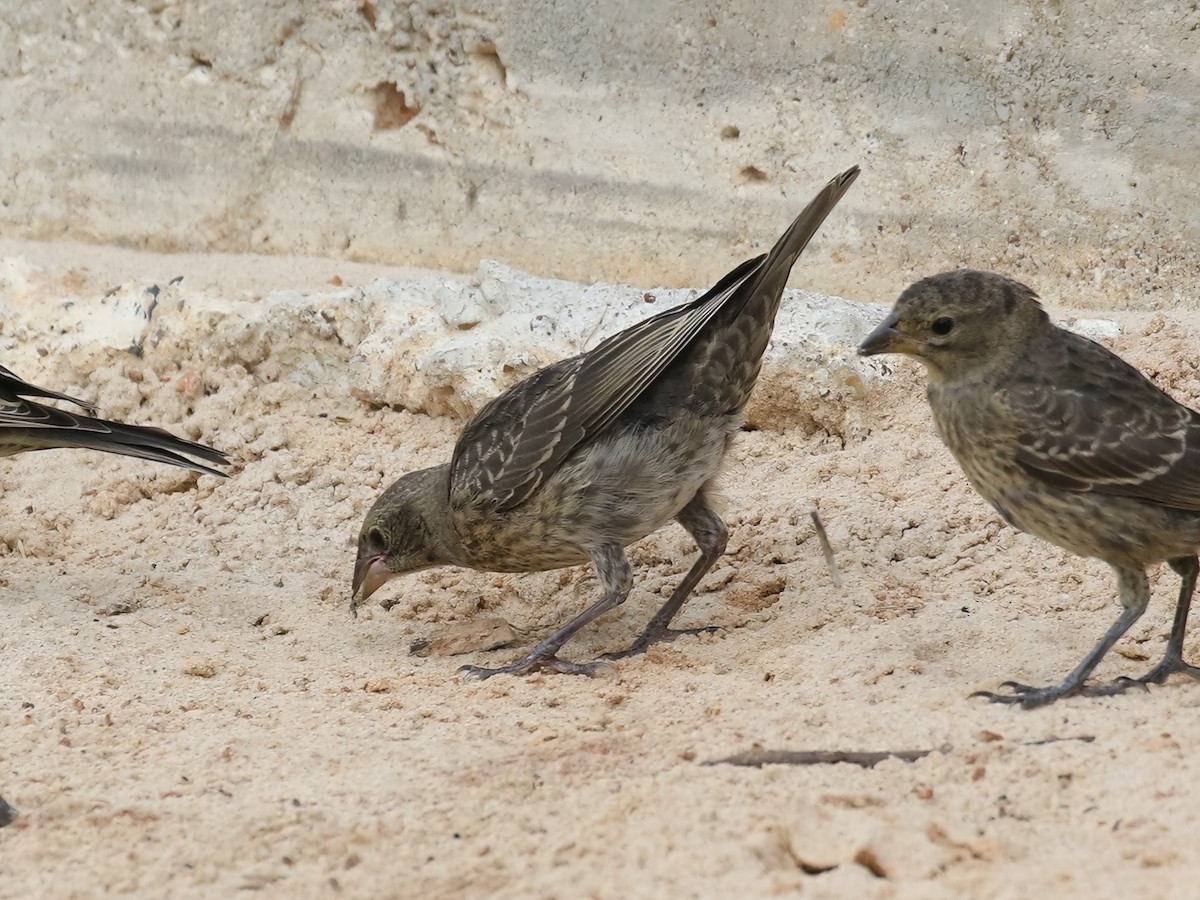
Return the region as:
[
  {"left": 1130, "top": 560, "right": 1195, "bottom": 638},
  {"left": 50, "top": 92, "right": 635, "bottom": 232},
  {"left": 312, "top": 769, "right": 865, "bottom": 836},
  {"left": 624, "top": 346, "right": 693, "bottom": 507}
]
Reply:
[
  {"left": 1022, "top": 735, "right": 1095, "bottom": 746},
  {"left": 706, "top": 747, "right": 943, "bottom": 768},
  {"left": 810, "top": 509, "right": 841, "bottom": 588}
]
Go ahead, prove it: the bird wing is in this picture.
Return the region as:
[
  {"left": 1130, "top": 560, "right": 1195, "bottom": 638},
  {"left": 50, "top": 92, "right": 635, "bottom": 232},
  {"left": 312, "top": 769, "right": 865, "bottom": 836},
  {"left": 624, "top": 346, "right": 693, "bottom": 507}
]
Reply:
[
  {"left": 449, "top": 165, "right": 860, "bottom": 514},
  {"left": 449, "top": 254, "right": 764, "bottom": 513},
  {"left": 1003, "top": 331, "right": 1200, "bottom": 510}
]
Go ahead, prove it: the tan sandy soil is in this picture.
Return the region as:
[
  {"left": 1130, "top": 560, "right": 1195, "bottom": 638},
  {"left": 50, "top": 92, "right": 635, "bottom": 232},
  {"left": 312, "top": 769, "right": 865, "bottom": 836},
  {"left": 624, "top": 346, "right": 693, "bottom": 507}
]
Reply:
[{"left": 1, "top": 243, "right": 1199, "bottom": 898}]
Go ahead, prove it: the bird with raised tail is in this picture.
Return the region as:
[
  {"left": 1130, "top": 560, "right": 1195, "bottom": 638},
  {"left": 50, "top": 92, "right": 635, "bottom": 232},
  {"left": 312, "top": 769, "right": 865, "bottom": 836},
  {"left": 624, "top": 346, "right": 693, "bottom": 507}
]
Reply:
[
  {"left": 353, "top": 165, "right": 860, "bottom": 679},
  {"left": 860, "top": 269, "right": 1200, "bottom": 708}
]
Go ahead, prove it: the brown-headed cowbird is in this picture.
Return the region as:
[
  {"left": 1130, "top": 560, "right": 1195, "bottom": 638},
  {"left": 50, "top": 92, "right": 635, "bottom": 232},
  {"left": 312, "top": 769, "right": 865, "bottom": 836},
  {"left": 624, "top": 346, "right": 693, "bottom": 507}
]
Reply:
[
  {"left": 353, "top": 166, "right": 860, "bottom": 679},
  {"left": 860, "top": 269, "right": 1200, "bottom": 708},
  {"left": 0, "top": 364, "right": 228, "bottom": 477}
]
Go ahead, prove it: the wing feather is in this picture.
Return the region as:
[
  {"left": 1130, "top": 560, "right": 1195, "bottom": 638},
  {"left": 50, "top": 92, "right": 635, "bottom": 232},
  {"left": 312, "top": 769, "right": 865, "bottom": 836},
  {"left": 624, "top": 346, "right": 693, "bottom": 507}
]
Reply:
[
  {"left": 1006, "top": 331, "right": 1200, "bottom": 509},
  {"left": 449, "top": 256, "right": 761, "bottom": 511},
  {"left": 449, "top": 166, "right": 861, "bottom": 512}
]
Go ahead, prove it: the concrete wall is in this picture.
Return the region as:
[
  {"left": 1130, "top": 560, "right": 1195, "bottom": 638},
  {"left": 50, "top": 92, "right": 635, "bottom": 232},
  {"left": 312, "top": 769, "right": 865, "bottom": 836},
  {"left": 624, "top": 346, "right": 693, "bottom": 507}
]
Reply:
[{"left": 2, "top": 1, "right": 1197, "bottom": 305}]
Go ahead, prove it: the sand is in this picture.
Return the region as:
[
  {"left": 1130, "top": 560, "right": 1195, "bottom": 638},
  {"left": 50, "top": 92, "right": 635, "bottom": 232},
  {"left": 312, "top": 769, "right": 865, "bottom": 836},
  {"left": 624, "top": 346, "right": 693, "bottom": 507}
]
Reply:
[{"left": 2, "top": 242, "right": 1199, "bottom": 899}]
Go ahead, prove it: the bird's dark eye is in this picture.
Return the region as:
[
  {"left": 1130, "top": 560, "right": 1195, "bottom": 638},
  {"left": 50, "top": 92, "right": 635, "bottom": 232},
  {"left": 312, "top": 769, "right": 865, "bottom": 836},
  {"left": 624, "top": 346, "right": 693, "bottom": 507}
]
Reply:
[
  {"left": 931, "top": 316, "right": 954, "bottom": 336},
  {"left": 365, "top": 527, "right": 385, "bottom": 551}
]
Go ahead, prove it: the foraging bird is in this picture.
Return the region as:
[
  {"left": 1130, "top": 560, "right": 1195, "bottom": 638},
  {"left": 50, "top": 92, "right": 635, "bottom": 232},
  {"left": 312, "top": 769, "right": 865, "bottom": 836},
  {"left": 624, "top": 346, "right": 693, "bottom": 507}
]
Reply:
[
  {"left": 859, "top": 269, "right": 1200, "bottom": 708},
  {"left": 353, "top": 166, "right": 860, "bottom": 678},
  {"left": 0, "top": 364, "right": 228, "bottom": 477}
]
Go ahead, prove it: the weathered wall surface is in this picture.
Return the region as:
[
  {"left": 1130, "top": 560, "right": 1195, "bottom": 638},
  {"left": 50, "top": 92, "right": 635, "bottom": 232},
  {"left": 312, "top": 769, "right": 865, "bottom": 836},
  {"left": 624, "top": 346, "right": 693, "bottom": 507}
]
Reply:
[{"left": 1, "top": 1, "right": 1198, "bottom": 305}]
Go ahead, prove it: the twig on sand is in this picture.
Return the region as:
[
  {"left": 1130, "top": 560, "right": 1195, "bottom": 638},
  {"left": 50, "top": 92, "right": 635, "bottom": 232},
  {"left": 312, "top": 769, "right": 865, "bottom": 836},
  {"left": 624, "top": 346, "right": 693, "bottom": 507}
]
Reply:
[
  {"left": 1022, "top": 735, "right": 1095, "bottom": 746},
  {"left": 810, "top": 509, "right": 841, "bottom": 588},
  {"left": 707, "top": 735, "right": 1096, "bottom": 769},
  {"left": 706, "top": 747, "right": 947, "bottom": 768}
]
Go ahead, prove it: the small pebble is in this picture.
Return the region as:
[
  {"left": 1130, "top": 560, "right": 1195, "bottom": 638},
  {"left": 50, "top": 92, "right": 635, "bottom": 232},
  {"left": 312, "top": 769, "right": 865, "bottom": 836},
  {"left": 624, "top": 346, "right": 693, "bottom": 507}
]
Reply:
[
  {"left": 182, "top": 656, "right": 218, "bottom": 678},
  {"left": 409, "top": 617, "right": 521, "bottom": 657}
]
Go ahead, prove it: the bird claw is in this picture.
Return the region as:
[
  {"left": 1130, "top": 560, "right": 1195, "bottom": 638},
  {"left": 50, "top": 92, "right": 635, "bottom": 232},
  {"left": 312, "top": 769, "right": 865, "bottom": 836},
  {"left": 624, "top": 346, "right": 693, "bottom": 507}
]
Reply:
[
  {"left": 972, "top": 672, "right": 1159, "bottom": 708},
  {"left": 1073, "top": 658, "right": 1200, "bottom": 697},
  {"left": 458, "top": 656, "right": 615, "bottom": 680},
  {"left": 970, "top": 681, "right": 1074, "bottom": 709},
  {"left": 1127, "top": 655, "right": 1200, "bottom": 687},
  {"left": 602, "top": 624, "right": 719, "bottom": 661},
  {"left": 999, "top": 680, "right": 1039, "bottom": 693},
  {"left": 1074, "top": 677, "right": 1151, "bottom": 698},
  {"left": 980, "top": 654, "right": 1200, "bottom": 704}
]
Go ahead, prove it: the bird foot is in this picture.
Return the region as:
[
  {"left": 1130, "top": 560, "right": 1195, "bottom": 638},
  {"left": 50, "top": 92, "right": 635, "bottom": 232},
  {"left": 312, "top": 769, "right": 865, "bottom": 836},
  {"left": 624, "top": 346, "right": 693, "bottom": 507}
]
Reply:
[
  {"left": 972, "top": 671, "right": 1176, "bottom": 708},
  {"left": 1077, "top": 653, "right": 1200, "bottom": 697},
  {"left": 970, "top": 680, "right": 1083, "bottom": 710},
  {"left": 458, "top": 653, "right": 615, "bottom": 681},
  {"left": 975, "top": 653, "right": 1200, "bottom": 707},
  {"left": 602, "top": 624, "right": 719, "bottom": 661},
  {"left": 1133, "top": 653, "right": 1200, "bottom": 686}
]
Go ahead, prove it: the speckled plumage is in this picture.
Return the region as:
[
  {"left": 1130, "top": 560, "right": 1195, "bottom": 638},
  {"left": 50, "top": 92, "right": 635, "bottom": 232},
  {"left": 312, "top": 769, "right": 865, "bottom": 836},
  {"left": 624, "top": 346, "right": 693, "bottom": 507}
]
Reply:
[
  {"left": 353, "top": 166, "right": 860, "bottom": 678},
  {"left": 0, "top": 364, "right": 227, "bottom": 476},
  {"left": 860, "top": 269, "right": 1200, "bottom": 708}
]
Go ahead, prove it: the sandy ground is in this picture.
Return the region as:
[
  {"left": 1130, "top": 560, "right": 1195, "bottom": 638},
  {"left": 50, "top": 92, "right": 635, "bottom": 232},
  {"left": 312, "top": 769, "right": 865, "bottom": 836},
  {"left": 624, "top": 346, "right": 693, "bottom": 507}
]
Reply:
[{"left": 2, "top": 243, "right": 1200, "bottom": 898}]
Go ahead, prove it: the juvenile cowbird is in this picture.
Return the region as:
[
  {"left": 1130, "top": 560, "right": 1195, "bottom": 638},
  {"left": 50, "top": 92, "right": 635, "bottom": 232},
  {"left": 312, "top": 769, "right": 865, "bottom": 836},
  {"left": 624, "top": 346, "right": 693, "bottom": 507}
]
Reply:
[
  {"left": 860, "top": 269, "right": 1200, "bottom": 708},
  {"left": 354, "top": 166, "right": 860, "bottom": 678},
  {"left": 0, "top": 364, "right": 228, "bottom": 476}
]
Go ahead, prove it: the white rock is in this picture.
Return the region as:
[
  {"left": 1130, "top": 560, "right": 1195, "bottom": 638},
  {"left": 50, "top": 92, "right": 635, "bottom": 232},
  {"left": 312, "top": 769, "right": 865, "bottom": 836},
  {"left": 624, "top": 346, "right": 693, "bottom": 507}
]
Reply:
[
  {"left": 344, "top": 261, "right": 889, "bottom": 437},
  {"left": 1062, "top": 317, "right": 1121, "bottom": 341},
  {"left": 0, "top": 255, "right": 892, "bottom": 439}
]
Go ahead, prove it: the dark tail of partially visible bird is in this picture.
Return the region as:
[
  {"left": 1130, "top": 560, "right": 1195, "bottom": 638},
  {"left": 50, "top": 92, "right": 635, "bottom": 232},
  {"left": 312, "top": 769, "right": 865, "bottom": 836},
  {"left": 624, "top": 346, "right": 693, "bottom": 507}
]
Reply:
[
  {"left": 732, "top": 164, "right": 861, "bottom": 328},
  {"left": 7, "top": 415, "right": 231, "bottom": 476},
  {"left": 0, "top": 365, "right": 229, "bottom": 477},
  {"left": 0, "top": 364, "right": 100, "bottom": 413}
]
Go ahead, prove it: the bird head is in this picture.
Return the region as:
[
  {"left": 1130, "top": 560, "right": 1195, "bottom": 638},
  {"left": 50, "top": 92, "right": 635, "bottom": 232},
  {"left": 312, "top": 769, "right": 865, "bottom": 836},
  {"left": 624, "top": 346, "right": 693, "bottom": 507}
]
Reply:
[
  {"left": 858, "top": 270, "right": 1049, "bottom": 382},
  {"left": 351, "top": 465, "right": 452, "bottom": 616}
]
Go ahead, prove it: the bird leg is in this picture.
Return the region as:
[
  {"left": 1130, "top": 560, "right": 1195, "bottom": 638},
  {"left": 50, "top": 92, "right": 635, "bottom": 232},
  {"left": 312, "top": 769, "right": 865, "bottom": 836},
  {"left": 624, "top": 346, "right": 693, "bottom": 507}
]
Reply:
[
  {"left": 604, "top": 495, "right": 728, "bottom": 660},
  {"left": 459, "top": 544, "right": 631, "bottom": 680},
  {"left": 1086, "top": 555, "right": 1200, "bottom": 693},
  {"left": 973, "top": 567, "right": 1150, "bottom": 709}
]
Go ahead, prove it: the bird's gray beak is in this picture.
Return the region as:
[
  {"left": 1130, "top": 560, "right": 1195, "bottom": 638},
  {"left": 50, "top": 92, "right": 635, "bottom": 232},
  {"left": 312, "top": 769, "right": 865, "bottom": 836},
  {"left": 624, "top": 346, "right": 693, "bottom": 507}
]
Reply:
[
  {"left": 858, "top": 314, "right": 914, "bottom": 356},
  {"left": 350, "top": 554, "right": 391, "bottom": 618}
]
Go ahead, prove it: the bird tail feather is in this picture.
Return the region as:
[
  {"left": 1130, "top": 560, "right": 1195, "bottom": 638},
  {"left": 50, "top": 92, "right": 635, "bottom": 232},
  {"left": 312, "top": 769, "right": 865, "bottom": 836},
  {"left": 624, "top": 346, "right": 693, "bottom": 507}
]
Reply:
[{"left": 4, "top": 414, "right": 229, "bottom": 477}]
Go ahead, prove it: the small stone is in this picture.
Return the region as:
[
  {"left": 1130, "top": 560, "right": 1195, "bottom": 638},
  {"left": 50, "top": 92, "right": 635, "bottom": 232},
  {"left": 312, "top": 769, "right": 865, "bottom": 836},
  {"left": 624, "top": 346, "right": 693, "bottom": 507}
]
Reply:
[
  {"left": 1115, "top": 645, "right": 1150, "bottom": 661},
  {"left": 409, "top": 617, "right": 521, "bottom": 656},
  {"left": 182, "top": 656, "right": 218, "bottom": 678},
  {"left": 175, "top": 371, "right": 204, "bottom": 401},
  {"left": 853, "top": 846, "right": 889, "bottom": 878},
  {"left": 529, "top": 314, "right": 556, "bottom": 337},
  {"left": 1064, "top": 317, "right": 1120, "bottom": 341}
]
